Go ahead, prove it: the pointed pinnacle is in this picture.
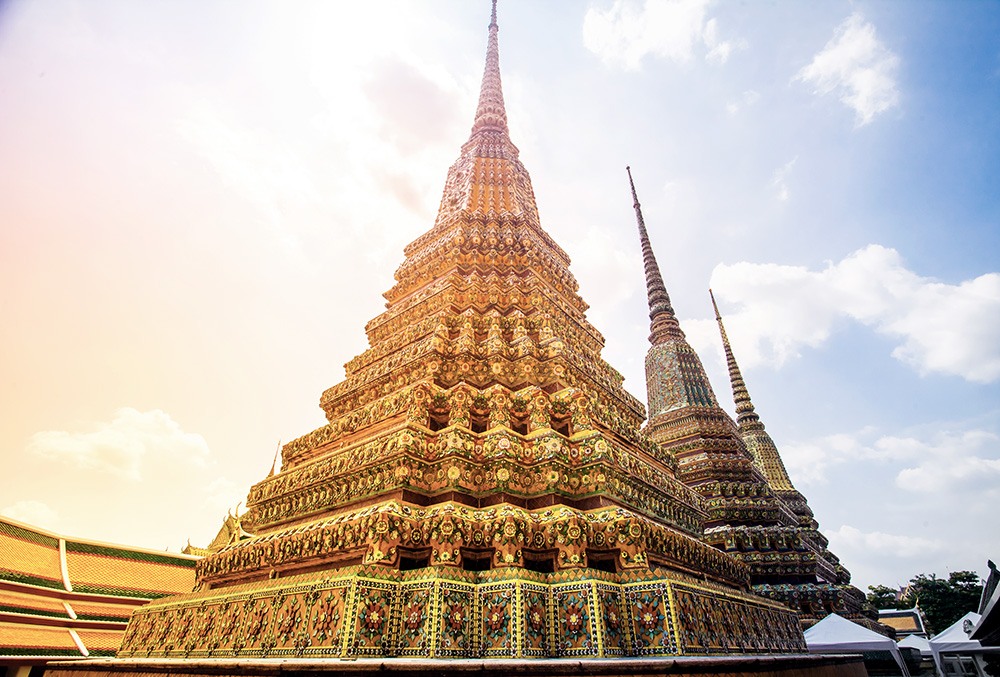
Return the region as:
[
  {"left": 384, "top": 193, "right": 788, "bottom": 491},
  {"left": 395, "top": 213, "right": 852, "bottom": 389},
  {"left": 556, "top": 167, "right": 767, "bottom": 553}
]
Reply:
[
  {"left": 471, "top": 0, "right": 508, "bottom": 135},
  {"left": 710, "top": 289, "right": 761, "bottom": 429},
  {"left": 268, "top": 440, "right": 281, "bottom": 477},
  {"left": 627, "top": 166, "right": 684, "bottom": 344}
]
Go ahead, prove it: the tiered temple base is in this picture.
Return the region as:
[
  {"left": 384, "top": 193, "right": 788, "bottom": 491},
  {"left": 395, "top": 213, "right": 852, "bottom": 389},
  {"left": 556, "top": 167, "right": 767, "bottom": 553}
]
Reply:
[
  {"left": 109, "top": 566, "right": 803, "bottom": 660},
  {"left": 47, "top": 655, "right": 866, "bottom": 677}
]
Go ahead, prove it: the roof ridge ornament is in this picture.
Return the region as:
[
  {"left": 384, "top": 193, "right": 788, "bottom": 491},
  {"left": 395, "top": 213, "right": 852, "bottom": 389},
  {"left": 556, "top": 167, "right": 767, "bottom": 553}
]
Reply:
[{"left": 626, "top": 166, "right": 685, "bottom": 345}]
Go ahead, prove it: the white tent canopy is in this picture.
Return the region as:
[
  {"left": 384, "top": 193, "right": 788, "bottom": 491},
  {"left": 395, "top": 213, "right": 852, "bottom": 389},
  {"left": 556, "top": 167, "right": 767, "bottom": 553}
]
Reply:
[
  {"left": 900, "top": 633, "right": 932, "bottom": 657},
  {"left": 929, "top": 611, "right": 1000, "bottom": 676},
  {"left": 804, "top": 613, "right": 910, "bottom": 676}
]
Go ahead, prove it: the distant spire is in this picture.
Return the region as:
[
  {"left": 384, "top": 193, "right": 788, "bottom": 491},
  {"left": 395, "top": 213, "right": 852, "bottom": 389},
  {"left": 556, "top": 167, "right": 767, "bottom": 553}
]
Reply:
[
  {"left": 268, "top": 441, "right": 282, "bottom": 477},
  {"left": 471, "top": 0, "right": 509, "bottom": 136},
  {"left": 627, "top": 166, "right": 684, "bottom": 344},
  {"left": 710, "top": 289, "right": 762, "bottom": 430}
]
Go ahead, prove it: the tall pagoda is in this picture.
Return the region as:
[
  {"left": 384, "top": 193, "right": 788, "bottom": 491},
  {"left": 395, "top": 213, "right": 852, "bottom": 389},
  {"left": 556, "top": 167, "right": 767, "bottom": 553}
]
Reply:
[
  {"left": 111, "top": 3, "right": 808, "bottom": 661},
  {"left": 624, "top": 169, "right": 877, "bottom": 632},
  {"left": 709, "top": 292, "right": 879, "bottom": 631}
]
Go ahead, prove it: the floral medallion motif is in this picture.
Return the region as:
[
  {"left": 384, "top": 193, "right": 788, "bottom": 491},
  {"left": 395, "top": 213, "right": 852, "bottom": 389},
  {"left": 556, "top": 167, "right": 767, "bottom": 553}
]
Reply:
[
  {"left": 484, "top": 601, "right": 508, "bottom": 636},
  {"left": 310, "top": 590, "right": 344, "bottom": 647},
  {"left": 438, "top": 586, "right": 473, "bottom": 656},
  {"left": 357, "top": 598, "right": 387, "bottom": 639},
  {"left": 527, "top": 602, "right": 546, "bottom": 634},
  {"left": 564, "top": 601, "right": 586, "bottom": 638},
  {"left": 402, "top": 601, "right": 424, "bottom": 635},
  {"left": 626, "top": 588, "right": 671, "bottom": 655},
  {"left": 480, "top": 589, "right": 512, "bottom": 654},
  {"left": 555, "top": 588, "right": 591, "bottom": 652}
]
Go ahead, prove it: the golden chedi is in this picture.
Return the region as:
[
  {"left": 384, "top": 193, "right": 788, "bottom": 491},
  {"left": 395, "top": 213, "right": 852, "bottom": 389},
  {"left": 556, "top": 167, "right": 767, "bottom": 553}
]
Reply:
[{"left": 115, "top": 3, "right": 806, "bottom": 660}]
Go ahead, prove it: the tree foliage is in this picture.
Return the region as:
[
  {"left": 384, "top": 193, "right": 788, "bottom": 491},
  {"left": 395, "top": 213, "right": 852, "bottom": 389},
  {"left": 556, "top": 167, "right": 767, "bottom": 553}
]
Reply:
[
  {"left": 898, "top": 571, "right": 983, "bottom": 635},
  {"left": 867, "top": 584, "right": 901, "bottom": 609}
]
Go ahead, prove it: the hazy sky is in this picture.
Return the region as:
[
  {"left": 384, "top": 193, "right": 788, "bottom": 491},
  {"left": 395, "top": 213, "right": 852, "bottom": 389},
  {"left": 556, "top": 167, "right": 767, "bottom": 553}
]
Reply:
[{"left": 1, "top": 0, "right": 997, "bottom": 592}]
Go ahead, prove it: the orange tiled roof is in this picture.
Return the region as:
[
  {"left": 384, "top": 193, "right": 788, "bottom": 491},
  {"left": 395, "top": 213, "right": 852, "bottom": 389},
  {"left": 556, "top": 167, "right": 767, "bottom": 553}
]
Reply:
[
  {"left": 0, "top": 589, "right": 67, "bottom": 618},
  {"left": 64, "top": 546, "right": 196, "bottom": 597},
  {"left": 0, "top": 622, "right": 81, "bottom": 656},
  {"left": 63, "top": 601, "right": 132, "bottom": 622},
  {"left": 72, "top": 629, "right": 122, "bottom": 654},
  {"left": 878, "top": 608, "right": 927, "bottom": 636},
  {"left": 881, "top": 614, "right": 921, "bottom": 632},
  {"left": 0, "top": 522, "right": 63, "bottom": 589},
  {"left": 0, "top": 516, "right": 199, "bottom": 663}
]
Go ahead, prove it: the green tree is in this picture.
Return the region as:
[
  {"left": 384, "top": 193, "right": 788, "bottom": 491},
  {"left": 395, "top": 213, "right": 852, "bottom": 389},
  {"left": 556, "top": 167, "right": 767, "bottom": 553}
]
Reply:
[
  {"left": 900, "top": 571, "right": 983, "bottom": 635},
  {"left": 867, "top": 584, "right": 901, "bottom": 609}
]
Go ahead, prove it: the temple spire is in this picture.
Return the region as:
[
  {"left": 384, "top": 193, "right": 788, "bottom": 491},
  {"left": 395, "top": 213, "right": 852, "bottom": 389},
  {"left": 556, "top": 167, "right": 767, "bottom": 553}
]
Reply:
[
  {"left": 471, "top": 0, "right": 509, "bottom": 136},
  {"left": 710, "top": 289, "right": 762, "bottom": 430},
  {"left": 711, "top": 289, "right": 798, "bottom": 494},
  {"left": 627, "top": 166, "right": 684, "bottom": 344},
  {"left": 268, "top": 440, "right": 281, "bottom": 477}
]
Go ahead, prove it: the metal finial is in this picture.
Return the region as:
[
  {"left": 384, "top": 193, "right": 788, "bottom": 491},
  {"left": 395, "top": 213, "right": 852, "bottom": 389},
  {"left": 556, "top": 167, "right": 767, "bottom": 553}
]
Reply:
[{"left": 626, "top": 165, "right": 640, "bottom": 210}]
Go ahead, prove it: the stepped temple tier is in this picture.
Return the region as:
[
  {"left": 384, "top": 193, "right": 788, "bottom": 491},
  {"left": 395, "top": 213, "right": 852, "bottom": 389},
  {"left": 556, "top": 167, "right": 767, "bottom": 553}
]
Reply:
[{"left": 48, "top": 4, "right": 871, "bottom": 673}]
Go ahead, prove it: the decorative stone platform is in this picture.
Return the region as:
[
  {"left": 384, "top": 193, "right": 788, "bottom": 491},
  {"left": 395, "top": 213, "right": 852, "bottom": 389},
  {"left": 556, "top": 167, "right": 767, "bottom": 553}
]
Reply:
[
  {"left": 109, "top": 566, "right": 804, "bottom": 660},
  {"left": 46, "top": 654, "right": 867, "bottom": 677}
]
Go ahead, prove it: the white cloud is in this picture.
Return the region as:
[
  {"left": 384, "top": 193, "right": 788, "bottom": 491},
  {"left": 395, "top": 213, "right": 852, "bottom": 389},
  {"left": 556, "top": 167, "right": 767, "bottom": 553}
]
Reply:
[
  {"left": 781, "top": 430, "right": 872, "bottom": 487},
  {"left": 702, "top": 244, "right": 1000, "bottom": 382},
  {"left": 795, "top": 13, "right": 900, "bottom": 126},
  {"left": 703, "top": 17, "right": 746, "bottom": 65},
  {"left": 174, "top": 101, "right": 321, "bottom": 260},
  {"left": 726, "top": 89, "right": 760, "bottom": 116},
  {"left": 572, "top": 225, "right": 643, "bottom": 330},
  {"left": 828, "top": 524, "right": 944, "bottom": 559},
  {"left": 774, "top": 420, "right": 998, "bottom": 588},
  {"left": 777, "top": 424, "right": 997, "bottom": 588},
  {"left": 780, "top": 425, "right": 1000, "bottom": 496},
  {"left": 28, "top": 408, "right": 211, "bottom": 481},
  {"left": 1, "top": 500, "right": 61, "bottom": 532},
  {"left": 890, "top": 430, "right": 1000, "bottom": 493},
  {"left": 583, "top": 0, "right": 743, "bottom": 70},
  {"left": 203, "top": 476, "right": 246, "bottom": 517},
  {"left": 770, "top": 156, "right": 797, "bottom": 202}
]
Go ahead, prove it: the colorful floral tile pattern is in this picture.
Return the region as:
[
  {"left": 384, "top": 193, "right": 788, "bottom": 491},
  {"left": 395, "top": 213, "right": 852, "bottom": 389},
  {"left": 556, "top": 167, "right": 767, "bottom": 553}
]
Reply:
[
  {"left": 553, "top": 583, "right": 594, "bottom": 656},
  {"left": 350, "top": 580, "right": 395, "bottom": 656},
  {"left": 117, "top": 567, "right": 802, "bottom": 660},
  {"left": 437, "top": 582, "right": 475, "bottom": 657},
  {"left": 479, "top": 585, "right": 514, "bottom": 657},
  {"left": 626, "top": 583, "right": 675, "bottom": 656},
  {"left": 521, "top": 584, "right": 550, "bottom": 656},
  {"left": 674, "top": 583, "right": 806, "bottom": 654},
  {"left": 397, "top": 583, "right": 433, "bottom": 656},
  {"left": 596, "top": 583, "right": 628, "bottom": 656}
]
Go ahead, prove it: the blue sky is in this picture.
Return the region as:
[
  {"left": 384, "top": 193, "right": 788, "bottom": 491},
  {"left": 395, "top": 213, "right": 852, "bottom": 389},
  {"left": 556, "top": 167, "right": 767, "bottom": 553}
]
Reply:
[{"left": 0, "top": 0, "right": 997, "bottom": 592}]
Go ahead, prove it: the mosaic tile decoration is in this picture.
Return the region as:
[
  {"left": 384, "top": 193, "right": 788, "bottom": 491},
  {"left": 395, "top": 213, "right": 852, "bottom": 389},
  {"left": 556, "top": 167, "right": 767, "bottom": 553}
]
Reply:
[{"left": 118, "top": 566, "right": 803, "bottom": 660}]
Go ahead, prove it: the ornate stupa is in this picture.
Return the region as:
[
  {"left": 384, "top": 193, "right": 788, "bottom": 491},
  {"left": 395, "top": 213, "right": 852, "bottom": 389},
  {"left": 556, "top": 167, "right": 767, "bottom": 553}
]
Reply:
[
  {"left": 708, "top": 291, "right": 880, "bottom": 631},
  {"left": 625, "top": 169, "right": 878, "bottom": 634},
  {"left": 110, "top": 3, "right": 807, "bottom": 661}
]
